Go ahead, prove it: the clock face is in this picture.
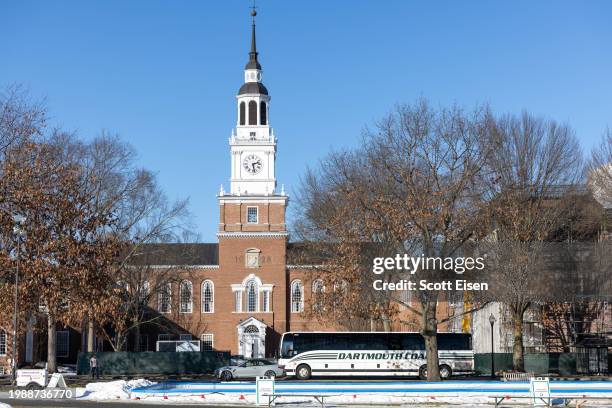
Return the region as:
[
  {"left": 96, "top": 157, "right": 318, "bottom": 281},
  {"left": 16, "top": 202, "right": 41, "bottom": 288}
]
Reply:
[{"left": 243, "top": 154, "right": 263, "bottom": 175}]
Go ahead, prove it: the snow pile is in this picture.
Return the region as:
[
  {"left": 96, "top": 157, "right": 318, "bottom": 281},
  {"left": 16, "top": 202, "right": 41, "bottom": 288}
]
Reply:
[
  {"left": 79, "top": 379, "right": 156, "bottom": 400},
  {"left": 0, "top": 403, "right": 13, "bottom": 408}
]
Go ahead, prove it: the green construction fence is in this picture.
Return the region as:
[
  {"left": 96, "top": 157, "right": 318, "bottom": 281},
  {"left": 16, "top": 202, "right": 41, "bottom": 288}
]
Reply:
[
  {"left": 474, "top": 352, "right": 577, "bottom": 376},
  {"left": 77, "top": 351, "right": 230, "bottom": 375}
]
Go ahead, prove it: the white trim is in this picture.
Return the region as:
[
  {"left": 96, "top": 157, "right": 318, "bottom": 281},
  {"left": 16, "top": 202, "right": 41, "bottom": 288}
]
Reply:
[
  {"left": 262, "top": 290, "right": 271, "bottom": 312},
  {"left": 290, "top": 279, "right": 304, "bottom": 313},
  {"left": 237, "top": 317, "right": 267, "bottom": 359},
  {"left": 200, "top": 333, "right": 214, "bottom": 351},
  {"left": 241, "top": 273, "right": 263, "bottom": 287},
  {"left": 158, "top": 283, "right": 172, "bottom": 314},
  {"left": 218, "top": 195, "right": 288, "bottom": 204},
  {"left": 201, "top": 280, "right": 214, "bottom": 314},
  {"left": 286, "top": 264, "right": 324, "bottom": 269},
  {"left": 179, "top": 280, "right": 193, "bottom": 314},
  {"left": 143, "top": 265, "right": 219, "bottom": 269},
  {"left": 217, "top": 232, "right": 288, "bottom": 238},
  {"left": 246, "top": 206, "right": 259, "bottom": 224},
  {"left": 245, "top": 278, "right": 259, "bottom": 312},
  {"left": 233, "top": 289, "right": 243, "bottom": 312}
]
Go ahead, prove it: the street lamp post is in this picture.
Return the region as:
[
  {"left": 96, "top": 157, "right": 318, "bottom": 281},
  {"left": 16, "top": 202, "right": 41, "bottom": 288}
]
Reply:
[
  {"left": 11, "top": 214, "right": 26, "bottom": 384},
  {"left": 489, "top": 313, "right": 496, "bottom": 379}
]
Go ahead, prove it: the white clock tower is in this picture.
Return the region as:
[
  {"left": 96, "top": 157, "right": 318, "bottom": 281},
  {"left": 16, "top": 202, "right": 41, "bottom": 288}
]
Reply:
[{"left": 228, "top": 9, "right": 277, "bottom": 196}]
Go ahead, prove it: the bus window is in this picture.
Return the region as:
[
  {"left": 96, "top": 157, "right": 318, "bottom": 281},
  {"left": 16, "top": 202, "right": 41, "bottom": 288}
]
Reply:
[
  {"left": 293, "top": 333, "right": 314, "bottom": 354},
  {"left": 437, "top": 333, "right": 470, "bottom": 350},
  {"left": 352, "top": 333, "right": 386, "bottom": 350},
  {"left": 402, "top": 333, "right": 425, "bottom": 350},
  {"left": 388, "top": 333, "right": 403, "bottom": 350}
]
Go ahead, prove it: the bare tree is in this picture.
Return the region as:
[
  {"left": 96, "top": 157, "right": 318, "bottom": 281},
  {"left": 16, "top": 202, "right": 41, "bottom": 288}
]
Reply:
[
  {"left": 57, "top": 132, "right": 195, "bottom": 352},
  {"left": 481, "top": 111, "right": 583, "bottom": 371},
  {"left": 0, "top": 88, "right": 194, "bottom": 371},
  {"left": 0, "top": 85, "right": 45, "bottom": 158},
  {"left": 295, "top": 99, "right": 492, "bottom": 380}
]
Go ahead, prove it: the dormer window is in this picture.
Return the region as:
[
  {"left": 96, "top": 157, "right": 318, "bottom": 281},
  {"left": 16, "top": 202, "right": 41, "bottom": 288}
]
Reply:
[{"left": 247, "top": 207, "right": 258, "bottom": 223}]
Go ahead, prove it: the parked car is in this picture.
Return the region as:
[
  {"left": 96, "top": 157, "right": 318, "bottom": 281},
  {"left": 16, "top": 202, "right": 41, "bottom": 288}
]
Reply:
[
  {"left": 230, "top": 354, "right": 246, "bottom": 366},
  {"left": 214, "top": 359, "right": 284, "bottom": 381}
]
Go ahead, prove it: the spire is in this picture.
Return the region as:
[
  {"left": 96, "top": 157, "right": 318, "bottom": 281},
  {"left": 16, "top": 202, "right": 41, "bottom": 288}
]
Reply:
[{"left": 245, "top": 7, "right": 261, "bottom": 70}]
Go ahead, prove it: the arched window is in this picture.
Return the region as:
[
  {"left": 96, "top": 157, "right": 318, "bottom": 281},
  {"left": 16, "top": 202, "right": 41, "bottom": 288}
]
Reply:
[
  {"left": 291, "top": 280, "right": 303, "bottom": 313},
  {"left": 239, "top": 102, "right": 246, "bottom": 125},
  {"left": 201, "top": 280, "right": 214, "bottom": 313},
  {"left": 138, "top": 281, "right": 150, "bottom": 305},
  {"left": 179, "top": 280, "right": 193, "bottom": 313},
  {"left": 312, "top": 279, "right": 324, "bottom": 312},
  {"left": 246, "top": 279, "right": 258, "bottom": 312},
  {"left": 158, "top": 283, "right": 172, "bottom": 313},
  {"left": 248, "top": 100, "right": 257, "bottom": 125},
  {"left": 260, "top": 101, "right": 267, "bottom": 125}
]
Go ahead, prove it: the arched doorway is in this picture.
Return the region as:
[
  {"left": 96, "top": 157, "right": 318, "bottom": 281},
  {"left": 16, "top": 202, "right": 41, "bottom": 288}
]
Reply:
[{"left": 237, "top": 317, "right": 266, "bottom": 358}]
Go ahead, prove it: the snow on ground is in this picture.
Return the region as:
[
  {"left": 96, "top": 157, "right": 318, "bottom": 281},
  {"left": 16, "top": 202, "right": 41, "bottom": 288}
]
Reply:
[
  {"left": 77, "top": 378, "right": 155, "bottom": 400},
  {"left": 0, "top": 402, "right": 12, "bottom": 408},
  {"left": 76, "top": 379, "right": 612, "bottom": 406}
]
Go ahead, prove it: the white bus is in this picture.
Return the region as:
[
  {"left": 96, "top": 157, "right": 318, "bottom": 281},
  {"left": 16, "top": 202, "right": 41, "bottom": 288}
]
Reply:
[{"left": 278, "top": 331, "right": 473, "bottom": 380}]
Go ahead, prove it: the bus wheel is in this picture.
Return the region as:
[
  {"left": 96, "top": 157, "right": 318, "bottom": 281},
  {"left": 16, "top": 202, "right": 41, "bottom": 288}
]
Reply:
[
  {"left": 439, "top": 364, "right": 452, "bottom": 379},
  {"left": 418, "top": 365, "right": 427, "bottom": 380},
  {"left": 296, "top": 364, "right": 311, "bottom": 380}
]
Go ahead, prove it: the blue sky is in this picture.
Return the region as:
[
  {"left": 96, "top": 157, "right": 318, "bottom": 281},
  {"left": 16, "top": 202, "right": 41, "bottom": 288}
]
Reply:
[{"left": 2, "top": 1, "right": 611, "bottom": 241}]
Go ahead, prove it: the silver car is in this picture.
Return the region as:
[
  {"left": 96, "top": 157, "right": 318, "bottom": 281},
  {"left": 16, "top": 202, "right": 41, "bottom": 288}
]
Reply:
[{"left": 215, "top": 359, "right": 284, "bottom": 381}]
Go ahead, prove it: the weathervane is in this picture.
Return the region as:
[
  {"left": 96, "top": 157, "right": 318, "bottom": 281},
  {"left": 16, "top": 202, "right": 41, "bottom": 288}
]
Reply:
[{"left": 250, "top": 0, "right": 257, "bottom": 23}]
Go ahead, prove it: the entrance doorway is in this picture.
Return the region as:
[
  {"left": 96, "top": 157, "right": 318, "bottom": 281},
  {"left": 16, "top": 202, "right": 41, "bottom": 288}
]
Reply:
[{"left": 237, "top": 317, "right": 266, "bottom": 358}]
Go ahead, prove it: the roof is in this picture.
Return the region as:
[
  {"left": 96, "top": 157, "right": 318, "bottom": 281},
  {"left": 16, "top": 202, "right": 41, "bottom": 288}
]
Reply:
[
  {"left": 238, "top": 82, "right": 268, "bottom": 95},
  {"left": 128, "top": 243, "right": 218, "bottom": 266}
]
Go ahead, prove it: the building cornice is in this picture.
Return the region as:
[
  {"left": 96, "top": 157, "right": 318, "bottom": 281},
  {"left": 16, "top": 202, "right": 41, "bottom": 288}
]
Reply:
[
  {"left": 217, "top": 231, "right": 289, "bottom": 238},
  {"left": 286, "top": 264, "right": 326, "bottom": 270},
  {"left": 140, "top": 264, "right": 220, "bottom": 269},
  {"left": 218, "top": 195, "right": 289, "bottom": 204}
]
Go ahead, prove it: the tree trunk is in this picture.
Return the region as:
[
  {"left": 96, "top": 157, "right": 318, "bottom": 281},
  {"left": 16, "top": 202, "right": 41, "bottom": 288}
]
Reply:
[
  {"left": 370, "top": 318, "right": 377, "bottom": 331},
  {"left": 47, "top": 316, "right": 56, "bottom": 374},
  {"left": 512, "top": 309, "right": 525, "bottom": 372},
  {"left": 134, "top": 324, "right": 141, "bottom": 352},
  {"left": 422, "top": 300, "right": 441, "bottom": 381},
  {"left": 382, "top": 312, "right": 391, "bottom": 332},
  {"left": 87, "top": 318, "right": 95, "bottom": 352}
]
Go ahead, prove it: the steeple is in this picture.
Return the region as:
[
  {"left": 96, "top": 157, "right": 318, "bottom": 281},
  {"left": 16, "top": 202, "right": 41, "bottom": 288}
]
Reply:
[
  {"left": 246, "top": 9, "right": 261, "bottom": 70},
  {"left": 239, "top": 7, "right": 267, "bottom": 94},
  {"left": 228, "top": 6, "right": 276, "bottom": 197}
]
